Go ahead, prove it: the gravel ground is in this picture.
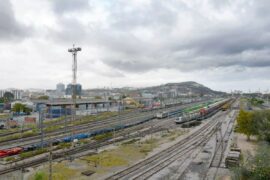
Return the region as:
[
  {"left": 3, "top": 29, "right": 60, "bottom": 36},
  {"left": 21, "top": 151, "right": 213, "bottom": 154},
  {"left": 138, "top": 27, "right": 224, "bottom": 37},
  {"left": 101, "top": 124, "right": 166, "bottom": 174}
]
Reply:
[{"left": 161, "top": 110, "right": 236, "bottom": 180}]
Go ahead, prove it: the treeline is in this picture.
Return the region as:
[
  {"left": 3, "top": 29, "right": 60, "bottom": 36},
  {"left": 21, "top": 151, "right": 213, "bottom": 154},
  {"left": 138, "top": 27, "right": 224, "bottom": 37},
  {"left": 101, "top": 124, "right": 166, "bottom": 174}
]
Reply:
[
  {"left": 236, "top": 109, "right": 270, "bottom": 142},
  {"left": 234, "top": 109, "right": 270, "bottom": 179},
  {"left": 248, "top": 98, "right": 264, "bottom": 106}
]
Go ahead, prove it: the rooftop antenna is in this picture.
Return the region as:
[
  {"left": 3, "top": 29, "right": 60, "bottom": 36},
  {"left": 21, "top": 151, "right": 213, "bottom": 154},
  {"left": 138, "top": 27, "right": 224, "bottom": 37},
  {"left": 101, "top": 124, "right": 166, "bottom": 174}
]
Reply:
[{"left": 68, "top": 44, "right": 81, "bottom": 138}]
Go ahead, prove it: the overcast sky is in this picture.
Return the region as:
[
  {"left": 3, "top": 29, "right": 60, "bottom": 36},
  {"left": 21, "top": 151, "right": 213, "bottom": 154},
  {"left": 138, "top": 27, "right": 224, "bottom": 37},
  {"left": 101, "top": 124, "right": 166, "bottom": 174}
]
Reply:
[{"left": 0, "top": 0, "right": 270, "bottom": 92}]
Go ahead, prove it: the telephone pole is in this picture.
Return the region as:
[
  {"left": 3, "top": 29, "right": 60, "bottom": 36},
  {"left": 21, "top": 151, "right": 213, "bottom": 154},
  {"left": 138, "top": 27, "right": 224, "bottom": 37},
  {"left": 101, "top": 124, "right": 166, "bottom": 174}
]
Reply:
[{"left": 68, "top": 45, "right": 81, "bottom": 138}]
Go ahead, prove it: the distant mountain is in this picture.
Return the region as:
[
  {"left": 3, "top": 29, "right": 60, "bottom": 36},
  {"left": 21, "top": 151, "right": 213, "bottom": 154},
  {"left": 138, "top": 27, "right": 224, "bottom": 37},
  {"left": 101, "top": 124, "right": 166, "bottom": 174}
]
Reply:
[{"left": 140, "top": 81, "right": 225, "bottom": 96}]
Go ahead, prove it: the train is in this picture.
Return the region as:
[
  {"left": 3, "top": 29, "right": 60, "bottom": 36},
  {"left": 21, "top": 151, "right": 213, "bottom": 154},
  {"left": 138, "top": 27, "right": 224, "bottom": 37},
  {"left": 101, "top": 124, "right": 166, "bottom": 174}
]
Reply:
[
  {"left": 0, "top": 147, "right": 23, "bottom": 158},
  {"left": 175, "top": 99, "right": 229, "bottom": 124},
  {"left": 156, "top": 111, "right": 169, "bottom": 119},
  {"left": 0, "top": 113, "right": 156, "bottom": 158}
]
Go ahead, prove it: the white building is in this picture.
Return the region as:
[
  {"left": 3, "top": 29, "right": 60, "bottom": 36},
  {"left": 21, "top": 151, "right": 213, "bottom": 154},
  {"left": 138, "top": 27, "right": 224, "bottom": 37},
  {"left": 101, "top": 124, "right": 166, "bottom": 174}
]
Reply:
[
  {"left": 11, "top": 89, "right": 23, "bottom": 100},
  {"left": 0, "top": 89, "right": 23, "bottom": 100},
  {"left": 56, "top": 83, "right": 65, "bottom": 93}
]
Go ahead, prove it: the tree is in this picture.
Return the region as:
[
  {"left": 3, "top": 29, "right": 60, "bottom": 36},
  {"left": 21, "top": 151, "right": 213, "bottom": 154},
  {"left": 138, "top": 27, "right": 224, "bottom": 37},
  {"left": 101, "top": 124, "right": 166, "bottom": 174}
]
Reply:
[
  {"left": 12, "top": 103, "right": 31, "bottom": 114},
  {"left": 3, "top": 92, "right": 14, "bottom": 102},
  {"left": 237, "top": 110, "right": 258, "bottom": 140},
  {"left": 38, "top": 96, "right": 49, "bottom": 100},
  {"left": 94, "top": 96, "right": 102, "bottom": 100},
  {"left": 254, "top": 110, "right": 270, "bottom": 143}
]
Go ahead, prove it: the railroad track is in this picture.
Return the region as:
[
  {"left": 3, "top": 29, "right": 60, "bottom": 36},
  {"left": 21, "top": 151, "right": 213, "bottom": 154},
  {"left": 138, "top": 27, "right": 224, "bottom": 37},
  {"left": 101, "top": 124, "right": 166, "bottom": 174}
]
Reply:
[
  {"left": 0, "top": 102, "right": 194, "bottom": 149},
  {"left": 0, "top": 100, "right": 206, "bottom": 141},
  {"left": 0, "top": 113, "right": 156, "bottom": 149},
  {"left": 0, "top": 116, "right": 175, "bottom": 175},
  {"left": 0, "top": 100, "right": 223, "bottom": 175},
  {"left": 106, "top": 112, "right": 224, "bottom": 180},
  {"left": 210, "top": 109, "right": 238, "bottom": 167},
  {"left": 209, "top": 110, "right": 238, "bottom": 180}
]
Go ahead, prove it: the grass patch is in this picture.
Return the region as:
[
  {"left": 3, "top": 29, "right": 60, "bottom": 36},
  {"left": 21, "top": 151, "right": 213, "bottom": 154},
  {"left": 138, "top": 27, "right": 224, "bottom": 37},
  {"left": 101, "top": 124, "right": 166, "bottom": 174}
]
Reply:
[
  {"left": 93, "top": 132, "right": 113, "bottom": 141},
  {"left": 84, "top": 152, "right": 127, "bottom": 167},
  {"left": 5, "top": 156, "right": 16, "bottom": 162},
  {"left": 0, "top": 114, "right": 9, "bottom": 119},
  {"left": 122, "top": 138, "right": 140, "bottom": 145},
  {"left": 33, "top": 171, "right": 47, "bottom": 180},
  {"left": 0, "top": 129, "right": 38, "bottom": 142},
  {"left": 31, "top": 163, "right": 78, "bottom": 180},
  {"left": 43, "top": 116, "right": 68, "bottom": 125},
  {"left": 56, "top": 142, "right": 72, "bottom": 149},
  {"left": 19, "top": 148, "right": 48, "bottom": 159},
  {"left": 81, "top": 138, "right": 158, "bottom": 170}
]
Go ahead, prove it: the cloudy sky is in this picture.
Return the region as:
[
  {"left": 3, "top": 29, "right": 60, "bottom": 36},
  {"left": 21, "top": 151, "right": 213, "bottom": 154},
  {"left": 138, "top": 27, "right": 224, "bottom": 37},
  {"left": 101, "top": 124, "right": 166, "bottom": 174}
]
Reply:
[{"left": 1, "top": 0, "right": 270, "bottom": 92}]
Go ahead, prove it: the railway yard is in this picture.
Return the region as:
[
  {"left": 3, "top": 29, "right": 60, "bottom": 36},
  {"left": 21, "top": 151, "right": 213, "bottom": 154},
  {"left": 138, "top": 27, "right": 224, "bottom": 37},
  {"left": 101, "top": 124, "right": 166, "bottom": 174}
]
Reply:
[{"left": 0, "top": 98, "right": 240, "bottom": 180}]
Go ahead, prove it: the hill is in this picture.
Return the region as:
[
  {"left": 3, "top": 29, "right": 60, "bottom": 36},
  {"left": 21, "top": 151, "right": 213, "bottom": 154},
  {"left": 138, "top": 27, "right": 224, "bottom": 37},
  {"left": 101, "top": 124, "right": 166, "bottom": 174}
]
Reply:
[{"left": 139, "top": 81, "right": 225, "bottom": 97}]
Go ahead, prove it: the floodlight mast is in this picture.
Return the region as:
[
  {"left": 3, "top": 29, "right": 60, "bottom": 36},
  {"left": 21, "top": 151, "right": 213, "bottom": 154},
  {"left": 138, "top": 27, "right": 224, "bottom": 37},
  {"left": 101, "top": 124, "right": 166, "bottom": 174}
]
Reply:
[
  {"left": 68, "top": 45, "right": 81, "bottom": 139},
  {"left": 68, "top": 45, "right": 81, "bottom": 85}
]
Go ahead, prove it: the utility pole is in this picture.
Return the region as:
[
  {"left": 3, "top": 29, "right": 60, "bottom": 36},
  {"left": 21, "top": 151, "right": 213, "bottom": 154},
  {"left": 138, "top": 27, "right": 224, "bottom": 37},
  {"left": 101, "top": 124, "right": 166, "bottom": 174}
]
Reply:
[
  {"left": 64, "top": 107, "right": 67, "bottom": 134},
  {"left": 265, "top": 89, "right": 269, "bottom": 105},
  {"left": 39, "top": 108, "right": 44, "bottom": 149},
  {"left": 68, "top": 45, "right": 81, "bottom": 139},
  {"left": 20, "top": 120, "right": 24, "bottom": 180},
  {"left": 49, "top": 138, "right": 53, "bottom": 180}
]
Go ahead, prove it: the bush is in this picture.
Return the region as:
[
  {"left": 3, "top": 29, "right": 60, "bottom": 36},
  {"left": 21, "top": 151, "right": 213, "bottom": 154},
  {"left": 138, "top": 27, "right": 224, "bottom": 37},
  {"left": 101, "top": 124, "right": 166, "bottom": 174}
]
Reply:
[
  {"left": 34, "top": 171, "right": 47, "bottom": 180},
  {"left": 232, "top": 143, "right": 270, "bottom": 180}
]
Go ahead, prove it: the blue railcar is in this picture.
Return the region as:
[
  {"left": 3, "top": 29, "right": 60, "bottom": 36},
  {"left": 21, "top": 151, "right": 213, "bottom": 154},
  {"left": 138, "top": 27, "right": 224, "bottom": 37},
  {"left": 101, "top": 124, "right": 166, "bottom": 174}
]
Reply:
[
  {"left": 63, "top": 136, "right": 72, "bottom": 142},
  {"left": 23, "top": 145, "right": 36, "bottom": 152},
  {"left": 52, "top": 139, "right": 62, "bottom": 146},
  {"left": 74, "top": 133, "right": 89, "bottom": 140}
]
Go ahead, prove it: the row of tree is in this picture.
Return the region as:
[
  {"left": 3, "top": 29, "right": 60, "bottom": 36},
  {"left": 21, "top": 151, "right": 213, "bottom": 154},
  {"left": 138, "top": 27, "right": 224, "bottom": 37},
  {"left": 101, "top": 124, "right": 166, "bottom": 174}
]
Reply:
[
  {"left": 235, "top": 109, "right": 270, "bottom": 179},
  {"left": 237, "top": 109, "right": 270, "bottom": 142}
]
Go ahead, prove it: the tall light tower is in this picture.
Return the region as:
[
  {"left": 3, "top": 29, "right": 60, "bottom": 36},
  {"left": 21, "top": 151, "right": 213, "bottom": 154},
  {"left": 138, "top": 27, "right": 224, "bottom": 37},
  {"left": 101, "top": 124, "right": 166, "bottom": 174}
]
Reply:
[{"left": 68, "top": 45, "right": 81, "bottom": 138}]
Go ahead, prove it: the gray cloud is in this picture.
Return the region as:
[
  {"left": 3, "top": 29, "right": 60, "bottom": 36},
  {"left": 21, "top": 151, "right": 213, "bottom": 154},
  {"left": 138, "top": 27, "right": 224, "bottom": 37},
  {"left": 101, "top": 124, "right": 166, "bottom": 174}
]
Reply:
[
  {"left": 94, "top": 0, "right": 270, "bottom": 73},
  {"left": 110, "top": 1, "right": 179, "bottom": 31},
  {"left": 3, "top": 0, "right": 270, "bottom": 91},
  {"left": 0, "top": 0, "right": 29, "bottom": 40},
  {"left": 50, "top": 0, "right": 90, "bottom": 14}
]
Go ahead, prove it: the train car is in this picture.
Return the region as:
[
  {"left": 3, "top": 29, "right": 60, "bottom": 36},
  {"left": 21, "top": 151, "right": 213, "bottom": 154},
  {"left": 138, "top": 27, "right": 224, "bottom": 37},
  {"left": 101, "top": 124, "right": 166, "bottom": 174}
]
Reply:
[
  {"left": 0, "top": 106, "right": 172, "bottom": 158},
  {"left": 198, "top": 99, "right": 228, "bottom": 119},
  {"left": 0, "top": 147, "right": 23, "bottom": 158},
  {"left": 73, "top": 133, "right": 89, "bottom": 140},
  {"left": 175, "top": 112, "right": 200, "bottom": 124},
  {"left": 52, "top": 139, "right": 63, "bottom": 146},
  {"left": 156, "top": 111, "right": 169, "bottom": 119},
  {"left": 221, "top": 100, "right": 232, "bottom": 111},
  {"left": 0, "top": 150, "right": 8, "bottom": 158}
]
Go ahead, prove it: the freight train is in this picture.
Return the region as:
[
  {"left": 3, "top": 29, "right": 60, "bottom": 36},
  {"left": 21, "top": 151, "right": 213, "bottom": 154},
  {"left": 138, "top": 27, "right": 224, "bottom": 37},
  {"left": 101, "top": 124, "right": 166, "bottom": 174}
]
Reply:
[
  {"left": 0, "top": 147, "right": 23, "bottom": 158},
  {"left": 175, "top": 99, "right": 229, "bottom": 124},
  {"left": 0, "top": 114, "right": 156, "bottom": 158}
]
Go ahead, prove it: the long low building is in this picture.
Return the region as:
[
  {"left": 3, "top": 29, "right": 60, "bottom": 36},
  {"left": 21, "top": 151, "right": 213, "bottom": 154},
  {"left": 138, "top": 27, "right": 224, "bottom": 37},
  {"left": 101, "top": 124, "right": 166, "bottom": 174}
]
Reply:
[{"left": 31, "top": 99, "right": 119, "bottom": 118}]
